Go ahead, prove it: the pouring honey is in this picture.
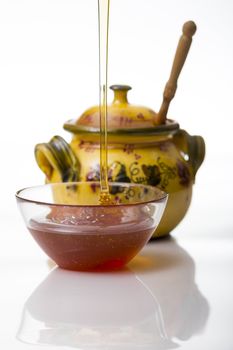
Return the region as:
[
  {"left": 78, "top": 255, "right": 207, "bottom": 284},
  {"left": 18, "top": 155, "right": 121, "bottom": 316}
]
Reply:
[{"left": 98, "top": 0, "right": 113, "bottom": 205}]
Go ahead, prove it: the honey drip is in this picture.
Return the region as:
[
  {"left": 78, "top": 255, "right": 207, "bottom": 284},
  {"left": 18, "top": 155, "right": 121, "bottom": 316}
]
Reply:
[{"left": 98, "top": 0, "right": 113, "bottom": 205}]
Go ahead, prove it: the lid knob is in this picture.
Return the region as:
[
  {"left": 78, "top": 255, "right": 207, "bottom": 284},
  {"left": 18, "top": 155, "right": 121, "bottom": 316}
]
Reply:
[{"left": 110, "top": 85, "right": 132, "bottom": 104}]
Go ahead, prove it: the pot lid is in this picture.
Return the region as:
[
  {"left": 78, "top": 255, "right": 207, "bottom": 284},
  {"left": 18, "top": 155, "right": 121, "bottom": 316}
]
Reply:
[{"left": 64, "top": 85, "right": 179, "bottom": 134}]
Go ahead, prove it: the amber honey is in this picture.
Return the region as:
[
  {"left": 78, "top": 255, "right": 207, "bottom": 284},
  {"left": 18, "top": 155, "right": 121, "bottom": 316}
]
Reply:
[{"left": 29, "top": 206, "right": 154, "bottom": 271}]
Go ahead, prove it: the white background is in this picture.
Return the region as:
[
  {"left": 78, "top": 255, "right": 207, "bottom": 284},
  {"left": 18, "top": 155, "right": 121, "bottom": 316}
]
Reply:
[
  {"left": 0, "top": 2, "right": 233, "bottom": 349},
  {"left": 0, "top": 0, "right": 233, "bottom": 258}
]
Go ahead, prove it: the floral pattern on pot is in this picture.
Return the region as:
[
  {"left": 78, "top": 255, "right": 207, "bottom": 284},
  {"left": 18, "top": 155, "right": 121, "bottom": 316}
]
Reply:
[
  {"left": 157, "top": 157, "right": 177, "bottom": 190},
  {"left": 86, "top": 161, "right": 131, "bottom": 185},
  {"left": 176, "top": 159, "right": 191, "bottom": 186},
  {"left": 141, "top": 164, "right": 161, "bottom": 186},
  {"left": 86, "top": 157, "right": 190, "bottom": 193}
]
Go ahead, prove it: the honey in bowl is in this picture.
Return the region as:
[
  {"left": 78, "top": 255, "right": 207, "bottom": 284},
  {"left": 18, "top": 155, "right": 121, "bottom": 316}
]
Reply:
[
  {"left": 16, "top": 182, "right": 167, "bottom": 271},
  {"left": 29, "top": 212, "right": 153, "bottom": 271}
]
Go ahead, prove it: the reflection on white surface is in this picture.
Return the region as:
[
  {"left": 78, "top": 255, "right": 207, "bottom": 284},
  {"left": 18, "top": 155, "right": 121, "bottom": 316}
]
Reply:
[
  {"left": 17, "top": 238, "right": 209, "bottom": 349},
  {"left": 130, "top": 239, "right": 210, "bottom": 343}
]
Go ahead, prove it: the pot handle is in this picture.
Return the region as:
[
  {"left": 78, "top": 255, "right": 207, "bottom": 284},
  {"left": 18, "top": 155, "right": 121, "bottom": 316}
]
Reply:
[
  {"left": 173, "top": 129, "right": 205, "bottom": 178},
  {"left": 34, "top": 136, "right": 80, "bottom": 182}
]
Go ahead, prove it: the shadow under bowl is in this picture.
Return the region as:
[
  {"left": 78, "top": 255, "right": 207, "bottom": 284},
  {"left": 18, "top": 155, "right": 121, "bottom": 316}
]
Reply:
[{"left": 16, "top": 182, "right": 167, "bottom": 271}]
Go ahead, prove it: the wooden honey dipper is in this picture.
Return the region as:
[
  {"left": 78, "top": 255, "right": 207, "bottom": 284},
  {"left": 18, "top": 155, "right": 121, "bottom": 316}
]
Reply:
[{"left": 155, "top": 21, "right": 197, "bottom": 125}]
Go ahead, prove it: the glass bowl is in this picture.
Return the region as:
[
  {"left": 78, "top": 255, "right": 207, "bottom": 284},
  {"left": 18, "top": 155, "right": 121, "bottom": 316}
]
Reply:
[{"left": 16, "top": 182, "right": 168, "bottom": 271}]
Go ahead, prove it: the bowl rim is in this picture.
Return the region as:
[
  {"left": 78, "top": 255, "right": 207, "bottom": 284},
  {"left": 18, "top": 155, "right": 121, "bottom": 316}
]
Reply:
[{"left": 15, "top": 181, "right": 168, "bottom": 208}]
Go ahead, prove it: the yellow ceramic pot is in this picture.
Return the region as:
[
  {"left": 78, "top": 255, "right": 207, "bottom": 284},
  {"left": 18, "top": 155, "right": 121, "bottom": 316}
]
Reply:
[{"left": 35, "top": 85, "right": 205, "bottom": 238}]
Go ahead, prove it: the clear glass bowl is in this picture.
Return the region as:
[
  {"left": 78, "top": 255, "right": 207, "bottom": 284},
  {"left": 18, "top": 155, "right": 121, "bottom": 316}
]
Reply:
[{"left": 16, "top": 182, "right": 168, "bottom": 271}]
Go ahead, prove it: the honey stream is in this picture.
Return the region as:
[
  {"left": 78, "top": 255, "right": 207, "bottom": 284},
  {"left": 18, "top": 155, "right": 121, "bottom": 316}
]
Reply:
[{"left": 98, "top": 0, "right": 113, "bottom": 204}]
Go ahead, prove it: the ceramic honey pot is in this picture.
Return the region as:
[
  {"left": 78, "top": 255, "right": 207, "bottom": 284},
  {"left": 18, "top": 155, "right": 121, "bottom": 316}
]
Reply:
[{"left": 34, "top": 21, "right": 205, "bottom": 238}]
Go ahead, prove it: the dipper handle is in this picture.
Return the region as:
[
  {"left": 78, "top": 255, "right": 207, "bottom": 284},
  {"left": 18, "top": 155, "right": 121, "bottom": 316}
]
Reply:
[{"left": 155, "top": 21, "right": 197, "bottom": 125}]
